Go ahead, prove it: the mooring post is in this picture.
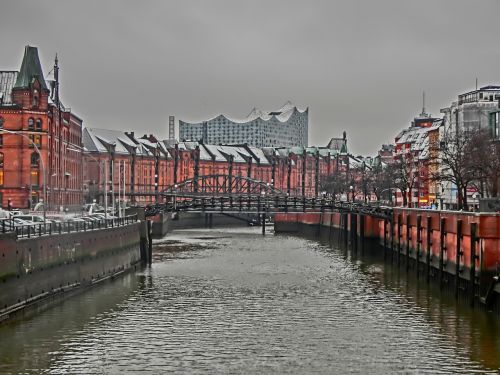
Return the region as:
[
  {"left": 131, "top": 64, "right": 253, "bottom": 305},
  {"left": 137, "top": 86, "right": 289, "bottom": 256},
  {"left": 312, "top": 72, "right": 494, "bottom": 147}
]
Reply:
[
  {"left": 343, "top": 213, "right": 348, "bottom": 247},
  {"left": 406, "top": 214, "right": 411, "bottom": 272},
  {"left": 360, "top": 214, "right": 365, "bottom": 252},
  {"left": 455, "top": 219, "right": 462, "bottom": 300},
  {"left": 416, "top": 215, "right": 421, "bottom": 279},
  {"left": 426, "top": 216, "right": 432, "bottom": 284},
  {"left": 397, "top": 214, "right": 402, "bottom": 267},
  {"left": 262, "top": 212, "right": 266, "bottom": 235},
  {"left": 147, "top": 219, "right": 153, "bottom": 265},
  {"left": 390, "top": 217, "right": 394, "bottom": 264},
  {"left": 470, "top": 222, "right": 477, "bottom": 307},
  {"left": 439, "top": 217, "right": 446, "bottom": 290},
  {"left": 383, "top": 218, "right": 387, "bottom": 261}
]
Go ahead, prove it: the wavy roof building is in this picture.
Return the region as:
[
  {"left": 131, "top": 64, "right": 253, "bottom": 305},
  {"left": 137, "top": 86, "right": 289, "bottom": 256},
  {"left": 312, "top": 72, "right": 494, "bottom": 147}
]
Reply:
[{"left": 179, "top": 101, "right": 308, "bottom": 148}]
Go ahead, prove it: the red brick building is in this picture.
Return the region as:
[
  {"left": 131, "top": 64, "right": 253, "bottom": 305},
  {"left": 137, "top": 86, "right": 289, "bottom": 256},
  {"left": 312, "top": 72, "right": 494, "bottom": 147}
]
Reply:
[
  {"left": 82, "top": 127, "right": 349, "bottom": 205},
  {"left": 0, "top": 46, "right": 83, "bottom": 210}
]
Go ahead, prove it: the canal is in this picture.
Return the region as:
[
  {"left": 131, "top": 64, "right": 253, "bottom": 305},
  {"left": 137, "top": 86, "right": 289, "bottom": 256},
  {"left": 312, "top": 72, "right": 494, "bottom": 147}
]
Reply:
[{"left": 0, "top": 227, "right": 499, "bottom": 374}]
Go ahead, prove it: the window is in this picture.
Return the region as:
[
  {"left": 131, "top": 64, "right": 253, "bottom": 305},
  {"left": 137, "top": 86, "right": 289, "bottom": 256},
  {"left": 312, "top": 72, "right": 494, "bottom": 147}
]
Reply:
[
  {"left": 29, "top": 134, "right": 42, "bottom": 148},
  {"left": 28, "top": 118, "right": 34, "bottom": 130},
  {"left": 0, "top": 117, "right": 4, "bottom": 129},
  {"left": 0, "top": 135, "right": 3, "bottom": 147},
  {"left": 31, "top": 152, "right": 39, "bottom": 167},
  {"left": 0, "top": 153, "right": 3, "bottom": 167},
  {"left": 30, "top": 170, "right": 39, "bottom": 186},
  {"left": 35, "top": 119, "right": 42, "bottom": 131},
  {"left": 0, "top": 170, "right": 3, "bottom": 186}
]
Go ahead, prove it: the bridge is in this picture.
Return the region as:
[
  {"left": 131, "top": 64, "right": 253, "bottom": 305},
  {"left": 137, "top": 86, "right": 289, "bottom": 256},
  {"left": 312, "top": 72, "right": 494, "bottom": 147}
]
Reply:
[{"left": 143, "top": 175, "right": 392, "bottom": 219}]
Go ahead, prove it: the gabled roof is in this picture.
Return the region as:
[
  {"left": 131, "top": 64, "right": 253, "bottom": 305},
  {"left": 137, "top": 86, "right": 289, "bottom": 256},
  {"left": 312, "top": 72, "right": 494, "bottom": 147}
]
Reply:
[
  {"left": 84, "top": 127, "right": 150, "bottom": 156},
  {"left": 14, "top": 46, "right": 48, "bottom": 91}
]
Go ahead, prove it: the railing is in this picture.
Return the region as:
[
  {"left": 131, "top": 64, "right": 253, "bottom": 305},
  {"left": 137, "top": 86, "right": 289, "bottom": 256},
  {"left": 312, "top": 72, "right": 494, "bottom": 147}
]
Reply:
[
  {"left": 0, "top": 214, "right": 139, "bottom": 239},
  {"left": 144, "top": 194, "right": 393, "bottom": 219}
]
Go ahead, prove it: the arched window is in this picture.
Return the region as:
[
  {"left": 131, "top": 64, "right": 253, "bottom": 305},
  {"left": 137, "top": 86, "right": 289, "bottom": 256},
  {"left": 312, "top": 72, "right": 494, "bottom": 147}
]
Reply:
[
  {"left": 35, "top": 118, "right": 42, "bottom": 131},
  {"left": 31, "top": 152, "right": 39, "bottom": 167},
  {"left": 0, "top": 152, "right": 3, "bottom": 167},
  {"left": 0, "top": 117, "right": 4, "bottom": 129},
  {"left": 28, "top": 118, "right": 35, "bottom": 130}
]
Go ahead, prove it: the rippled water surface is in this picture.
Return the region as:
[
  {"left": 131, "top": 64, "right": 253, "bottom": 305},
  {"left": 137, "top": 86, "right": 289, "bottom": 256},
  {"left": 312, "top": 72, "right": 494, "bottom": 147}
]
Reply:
[{"left": 1, "top": 227, "right": 499, "bottom": 374}]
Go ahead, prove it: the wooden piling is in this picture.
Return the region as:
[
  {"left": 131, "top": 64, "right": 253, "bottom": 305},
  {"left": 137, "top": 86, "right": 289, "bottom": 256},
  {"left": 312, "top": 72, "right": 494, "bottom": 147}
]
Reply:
[
  {"left": 383, "top": 218, "right": 387, "bottom": 261},
  {"left": 406, "top": 214, "right": 411, "bottom": 272},
  {"left": 416, "top": 215, "right": 421, "bottom": 278},
  {"left": 470, "top": 223, "right": 477, "bottom": 307},
  {"left": 426, "top": 216, "right": 432, "bottom": 284},
  {"left": 397, "top": 214, "right": 402, "bottom": 267},
  {"left": 455, "top": 219, "right": 462, "bottom": 300},
  {"left": 439, "top": 217, "right": 446, "bottom": 289}
]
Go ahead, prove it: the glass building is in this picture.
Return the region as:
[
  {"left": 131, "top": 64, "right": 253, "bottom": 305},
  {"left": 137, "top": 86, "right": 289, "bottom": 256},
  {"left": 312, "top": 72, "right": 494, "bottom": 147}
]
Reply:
[{"left": 179, "top": 102, "right": 308, "bottom": 148}]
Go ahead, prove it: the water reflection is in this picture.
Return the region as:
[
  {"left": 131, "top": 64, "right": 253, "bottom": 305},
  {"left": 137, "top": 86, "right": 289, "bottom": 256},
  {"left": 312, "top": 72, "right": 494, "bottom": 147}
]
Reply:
[{"left": 0, "top": 227, "right": 498, "bottom": 374}]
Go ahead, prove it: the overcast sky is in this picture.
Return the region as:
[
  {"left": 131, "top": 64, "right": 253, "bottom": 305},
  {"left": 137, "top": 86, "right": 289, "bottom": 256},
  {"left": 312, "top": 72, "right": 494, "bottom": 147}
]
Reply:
[{"left": 2, "top": 0, "right": 500, "bottom": 155}]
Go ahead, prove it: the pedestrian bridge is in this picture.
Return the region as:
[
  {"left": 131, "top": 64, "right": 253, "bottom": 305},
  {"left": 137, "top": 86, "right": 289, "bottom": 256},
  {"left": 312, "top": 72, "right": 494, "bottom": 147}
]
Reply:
[{"left": 144, "top": 175, "right": 391, "bottom": 219}]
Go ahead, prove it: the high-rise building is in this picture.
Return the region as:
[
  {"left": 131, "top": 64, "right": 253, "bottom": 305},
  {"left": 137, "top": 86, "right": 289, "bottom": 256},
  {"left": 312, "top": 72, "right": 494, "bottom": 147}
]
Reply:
[
  {"left": 440, "top": 85, "right": 500, "bottom": 133},
  {"left": 179, "top": 101, "right": 308, "bottom": 148}
]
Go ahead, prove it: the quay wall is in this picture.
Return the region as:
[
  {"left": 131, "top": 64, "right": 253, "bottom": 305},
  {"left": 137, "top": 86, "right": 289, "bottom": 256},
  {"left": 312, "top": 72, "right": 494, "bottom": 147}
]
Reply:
[
  {"left": 0, "top": 222, "right": 142, "bottom": 322},
  {"left": 275, "top": 209, "right": 500, "bottom": 309}
]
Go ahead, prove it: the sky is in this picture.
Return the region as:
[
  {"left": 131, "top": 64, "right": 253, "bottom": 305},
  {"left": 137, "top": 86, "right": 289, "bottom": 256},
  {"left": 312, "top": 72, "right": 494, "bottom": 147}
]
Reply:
[{"left": 2, "top": 0, "right": 500, "bottom": 155}]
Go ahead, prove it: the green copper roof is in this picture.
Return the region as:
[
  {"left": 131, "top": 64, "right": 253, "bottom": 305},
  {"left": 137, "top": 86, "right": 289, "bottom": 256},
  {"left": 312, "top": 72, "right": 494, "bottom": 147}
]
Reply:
[{"left": 13, "top": 46, "right": 48, "bottom": 90}]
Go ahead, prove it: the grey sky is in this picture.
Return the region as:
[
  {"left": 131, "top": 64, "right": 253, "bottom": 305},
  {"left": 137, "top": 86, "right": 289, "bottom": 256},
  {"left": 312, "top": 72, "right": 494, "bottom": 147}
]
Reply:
[{"left": 2, "top": 0, "right": 500, "bottom": 155}]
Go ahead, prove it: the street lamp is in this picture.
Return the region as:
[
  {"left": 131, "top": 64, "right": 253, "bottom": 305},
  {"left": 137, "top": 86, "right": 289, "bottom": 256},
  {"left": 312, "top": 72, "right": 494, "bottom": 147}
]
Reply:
[
  {"left": 174, "top": 184, "right": 178, "bottom": 211},
  {"left": 67, "top": 146, "right": 104, "bottom": 216},
  {"left": 349, "top": 185, "right": 354, "bottom": 202},
  {"left": 0, "top": 129, "right": 46, "bottom": 221}
]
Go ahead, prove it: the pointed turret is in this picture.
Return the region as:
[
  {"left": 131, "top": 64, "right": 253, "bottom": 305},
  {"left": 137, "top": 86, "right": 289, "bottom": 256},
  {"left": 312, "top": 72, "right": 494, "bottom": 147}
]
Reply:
[
  {"left": 14, "top": 46, "right": 48, "bottom": 90},
  {"left": 11, "top": 46, "right": 49, "bottom": 109}
]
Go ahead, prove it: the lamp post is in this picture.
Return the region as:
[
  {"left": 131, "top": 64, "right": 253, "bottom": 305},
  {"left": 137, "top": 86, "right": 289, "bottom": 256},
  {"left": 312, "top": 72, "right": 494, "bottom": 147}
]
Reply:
[
  {"left": 0, "top": 129, "right": 46, "bottom": 221},
  {"left": 349, "top": 185, "right": 354, "bottom": 202},
  {"left": 174, "top": 184, "right": 178, "bottom": 211},
  {"left": 67, "top": 146, "right": 101, "bottom": 208}
]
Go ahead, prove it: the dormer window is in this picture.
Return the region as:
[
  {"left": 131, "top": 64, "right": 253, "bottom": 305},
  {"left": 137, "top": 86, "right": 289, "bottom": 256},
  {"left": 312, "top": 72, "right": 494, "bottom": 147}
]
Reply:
[{"left": 32, "top": 89, "right": 38, "bottom": 108}]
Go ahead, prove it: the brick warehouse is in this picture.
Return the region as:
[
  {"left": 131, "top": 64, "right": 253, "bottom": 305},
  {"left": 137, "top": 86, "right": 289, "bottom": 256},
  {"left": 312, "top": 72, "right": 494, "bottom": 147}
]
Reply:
[
  {"left": 0, "top": 46, "right": 83, "bottom": 210},
  {"left": 1, "top": 46, "right": 361, "bottom": 210}
]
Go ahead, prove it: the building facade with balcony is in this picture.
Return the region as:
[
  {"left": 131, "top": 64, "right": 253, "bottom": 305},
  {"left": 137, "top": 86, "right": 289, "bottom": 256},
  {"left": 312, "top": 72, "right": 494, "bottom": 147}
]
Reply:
[
  {"left": 179, "top": 102, "right": 308, "bottom": 148},
  {"left": 0, "top": 46, "right": 83, "bottom": 210}
]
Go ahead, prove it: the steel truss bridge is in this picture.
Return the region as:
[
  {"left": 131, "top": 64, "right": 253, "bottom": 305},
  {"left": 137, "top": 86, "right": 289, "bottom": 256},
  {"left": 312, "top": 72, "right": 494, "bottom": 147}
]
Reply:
[{"left": 143, "top": 175, "right": 392, "bottom": 219}]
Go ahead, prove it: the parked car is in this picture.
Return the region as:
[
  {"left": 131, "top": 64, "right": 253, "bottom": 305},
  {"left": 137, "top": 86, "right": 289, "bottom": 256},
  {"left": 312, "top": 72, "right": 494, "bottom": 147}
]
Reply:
[{"left": 17, "top": 215, "right": 45, "bottom": 223}]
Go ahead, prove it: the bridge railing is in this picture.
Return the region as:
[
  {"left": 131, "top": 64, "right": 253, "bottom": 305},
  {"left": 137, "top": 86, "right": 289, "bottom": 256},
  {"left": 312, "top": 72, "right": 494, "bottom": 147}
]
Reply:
[
  {"left": 145, "top": 194, "right": 392, "bottom": 219},
  {"left": 0, "top": 214, "right": 139, "bottom": 239}
]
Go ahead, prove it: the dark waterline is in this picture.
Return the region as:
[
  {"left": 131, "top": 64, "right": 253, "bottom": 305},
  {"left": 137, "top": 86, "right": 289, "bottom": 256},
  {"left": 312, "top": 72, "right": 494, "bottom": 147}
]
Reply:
[{"left": 0, "top": 227, "right": 499, "bottom": 374}]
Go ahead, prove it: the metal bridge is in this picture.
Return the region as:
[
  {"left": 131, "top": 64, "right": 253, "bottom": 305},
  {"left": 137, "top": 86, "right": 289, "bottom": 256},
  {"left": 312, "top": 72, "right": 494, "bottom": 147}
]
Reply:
[{"left": 143, "top": 175, "right": 392, "bottom": 219}]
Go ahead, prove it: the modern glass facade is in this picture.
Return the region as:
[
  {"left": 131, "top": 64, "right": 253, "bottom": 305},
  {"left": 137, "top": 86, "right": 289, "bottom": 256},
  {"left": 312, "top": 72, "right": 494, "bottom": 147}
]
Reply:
[{"left": 179, "top": 103, "right": 308, "bottom": 148}]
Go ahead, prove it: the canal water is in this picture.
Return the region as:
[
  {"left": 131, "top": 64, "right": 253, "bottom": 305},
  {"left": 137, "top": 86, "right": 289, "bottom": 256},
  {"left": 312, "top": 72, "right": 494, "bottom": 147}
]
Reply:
[{"left": 1, "top": 227, "right": 499, "bottom": 374}]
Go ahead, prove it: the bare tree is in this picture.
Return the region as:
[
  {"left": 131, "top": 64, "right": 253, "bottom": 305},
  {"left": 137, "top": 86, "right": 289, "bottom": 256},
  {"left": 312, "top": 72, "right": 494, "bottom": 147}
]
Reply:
[
  {"left": 391, "top": 153, "right": 417, "bottom": 207},
  {"left": 369, "top": 161, "right": 395, "bottom": 203},
  {"left": 468, "top": 129, "right": 500, "bottom": 198},
  {"left": 429, "top": 127, "right": 477, "bottom": 210},
  {"left": 319, "top": 168, "right": 347, "bottom": 198}
]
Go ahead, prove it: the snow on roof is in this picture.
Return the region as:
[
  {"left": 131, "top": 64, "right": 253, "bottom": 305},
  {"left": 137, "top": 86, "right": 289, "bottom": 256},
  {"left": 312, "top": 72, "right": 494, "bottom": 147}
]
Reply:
[{"left": 0, "top": 71, "right": 18, "bottom": 105}]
